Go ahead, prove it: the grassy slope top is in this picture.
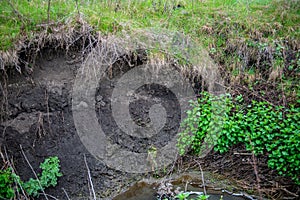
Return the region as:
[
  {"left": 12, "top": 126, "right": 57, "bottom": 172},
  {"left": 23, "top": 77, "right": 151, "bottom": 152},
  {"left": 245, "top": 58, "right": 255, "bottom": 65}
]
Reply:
[
  {"left": 0, "top": 0, "right": 299, "bottom": 100},
  {"left": 0, "top": 0, "right": 299, "bottom": 51}
]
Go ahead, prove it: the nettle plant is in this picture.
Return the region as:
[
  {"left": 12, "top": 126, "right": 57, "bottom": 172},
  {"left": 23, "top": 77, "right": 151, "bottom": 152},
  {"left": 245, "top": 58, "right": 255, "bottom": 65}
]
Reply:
[{"left": 177, "top": 92, "right": 300, "bottom": 184}]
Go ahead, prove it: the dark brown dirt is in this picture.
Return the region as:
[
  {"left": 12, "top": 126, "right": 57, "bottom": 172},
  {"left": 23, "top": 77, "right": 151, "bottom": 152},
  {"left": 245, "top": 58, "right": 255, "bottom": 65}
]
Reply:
[
  {"left": 1, "top": 47, "right": 298, "bottom": 200},
  {"left": 0, "top": 45, "right": 192, "bottom": 199},
  {"left": 0, "top": 50, "right": 146, "bottom": 199}
]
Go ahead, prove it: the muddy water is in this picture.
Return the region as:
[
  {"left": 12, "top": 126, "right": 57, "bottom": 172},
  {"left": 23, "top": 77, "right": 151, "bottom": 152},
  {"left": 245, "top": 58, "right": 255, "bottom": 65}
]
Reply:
[
  {"left": 113, "top": 183, "right": 246, "bottom": 200},
  {"left": 113, "top": 173, "right": 249, "bottom": 200}
]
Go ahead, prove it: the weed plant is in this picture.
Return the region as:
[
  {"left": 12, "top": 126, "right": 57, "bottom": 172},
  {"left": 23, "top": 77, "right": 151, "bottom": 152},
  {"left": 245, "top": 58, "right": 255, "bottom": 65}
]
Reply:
[
  {"left": 178, "top": 92, "right": 300, "bottom": 184},
  {"left": 0, "top": 156, "right": 62, "bottom": 199}
]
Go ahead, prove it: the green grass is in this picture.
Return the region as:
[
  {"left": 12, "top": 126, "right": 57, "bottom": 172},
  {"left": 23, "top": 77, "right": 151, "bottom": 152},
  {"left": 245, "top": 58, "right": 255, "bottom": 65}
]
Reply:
[
  {"left": 0, "top": 0, "right": 299, "bottom": 51},
  {"left": 0, "top": 0, "right": 299, "bottom": 96}
]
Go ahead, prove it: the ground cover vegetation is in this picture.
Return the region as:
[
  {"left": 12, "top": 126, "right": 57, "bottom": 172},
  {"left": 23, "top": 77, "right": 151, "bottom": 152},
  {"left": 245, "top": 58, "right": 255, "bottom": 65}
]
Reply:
[
  {"left": 0, "top": 156, "right": 62, "bottom": 199},
  {"left": 177, "top": 92, "right": 300, "bottom": 184}
]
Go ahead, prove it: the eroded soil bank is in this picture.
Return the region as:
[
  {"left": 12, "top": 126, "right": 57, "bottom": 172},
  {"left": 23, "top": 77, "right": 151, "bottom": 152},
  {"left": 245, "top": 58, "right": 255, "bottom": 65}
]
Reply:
[
  {"left": 0, "top": 47, "right": 298, "bottom": 200},
  {"left": 0, "top": 48, "right": 246, "bottom": 200},
  {"left": 1, "top": 47, "right": 207, "bottom": 200},
  {"left": 0, "top": 50, "right": 147, "bottom": 199}
]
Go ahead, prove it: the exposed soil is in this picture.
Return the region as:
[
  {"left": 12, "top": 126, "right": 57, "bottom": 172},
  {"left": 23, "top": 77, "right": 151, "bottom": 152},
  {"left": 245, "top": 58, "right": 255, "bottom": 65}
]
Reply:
[
  {"left": 96, "top": 71, "right": 181, "bottom": 154},
  {"left": 1, "top": 46, "right": 199, "bottom": 199},
  {"left": 0, "top": 50, "right": 148, "bottom": 199},
  {"left": 0, "top": 47, "right": 298, "bottom": 200}
]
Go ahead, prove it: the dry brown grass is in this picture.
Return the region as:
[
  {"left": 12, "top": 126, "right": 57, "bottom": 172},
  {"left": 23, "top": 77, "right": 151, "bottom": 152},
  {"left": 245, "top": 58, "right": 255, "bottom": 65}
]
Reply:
[
  {"left": 0, "top": 15, "right": 96, "bottom": 73},
  {"left": 80, "top": 27, "right": 225, "bottom": 97}
]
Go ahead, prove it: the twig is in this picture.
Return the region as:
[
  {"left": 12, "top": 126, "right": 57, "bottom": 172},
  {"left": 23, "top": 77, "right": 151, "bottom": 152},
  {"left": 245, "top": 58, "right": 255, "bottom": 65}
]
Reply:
[
  {"left": 62, "top": 188, "right": 71, "bottom": 200},
  {"left": 195, "top": 160, "right": 207, "bottom": 195},
  {"left": 245, "top": 134, "right": 263, "bottom": 200},
  {"left": 38, "top": 193, "right": 59, "bottom": 200},
  {"left": 187, "top": 191, "right": 204, "bottom": 196},
  {"left": 222, "top": 189, "right": 256, "bottom": 200},
  {"left": 281, "top": 188, "right": 299, "bottom": 198},
  {"left": 20, "top": 145, "right": 49, "bottom": 200},
  {"left": 3, "top": 147, "right": 29, "bottom": 200},
  {"left": 233, "top": 152, "right": 252, "bottom": 156},
  {"left": 280, "top": 70, "right": 287, "bottom": 107},
  {"left": 84, "top": 154, "right": 96, "bottom": 200},
  {"left": 242, "top": 86, "right": 275, "bottom": 106},
  {"left": 251, "top": 153, "right": 263, "bottom": 200},
  {"left": 166, "top": 152, "right": 178, "bottom": 178},
  {"left": 281, "top": 43, "right": 287, "bottom": 107}
]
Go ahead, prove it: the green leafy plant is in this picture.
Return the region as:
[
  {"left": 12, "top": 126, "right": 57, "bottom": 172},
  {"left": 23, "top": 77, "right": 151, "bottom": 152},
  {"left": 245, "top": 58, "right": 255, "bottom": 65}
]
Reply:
[
  {"left": 194, "top": 194, "right": 210, "bottom": 200},
  {"left": 0, "top": 156, "right": 62, "bottom": 199},
  {"left": 173, "top": 192, "right": 209, "bottom": 200},
  {"left": 178, "top": 92, "right": 300, "bottom": 184},
  {"left": 0, "top": 168, "right": 15, "bottom": 199},
  {"left": 23, "top": 156, "right": 63, "bottom": 197},
  {"left": 177, "top": 92, "right": 228, "bottom": 155},
  {"left": 175, "top": 192, "right": 190, "bottom": 200}
]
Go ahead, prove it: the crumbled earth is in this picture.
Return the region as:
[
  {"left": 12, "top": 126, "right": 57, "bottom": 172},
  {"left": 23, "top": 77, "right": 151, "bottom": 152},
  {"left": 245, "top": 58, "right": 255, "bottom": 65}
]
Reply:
[
  {"left": 0, "top": 48, "right": 298, "bottom": 200},
  {"left": 0, "top": 50, "right": 147, "bottom": 199},
  {"left": 1, "top": 47, "right": 191, "bottom": 199}
]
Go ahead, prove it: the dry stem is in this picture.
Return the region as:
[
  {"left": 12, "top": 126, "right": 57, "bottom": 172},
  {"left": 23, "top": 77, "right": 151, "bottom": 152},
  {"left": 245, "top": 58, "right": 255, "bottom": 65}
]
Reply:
[
  {"left": 20, "top": 145, "right": 49, "bottom": 200},
  {"left": 84, "top": 154, "right": 96, "bottom": 200}
]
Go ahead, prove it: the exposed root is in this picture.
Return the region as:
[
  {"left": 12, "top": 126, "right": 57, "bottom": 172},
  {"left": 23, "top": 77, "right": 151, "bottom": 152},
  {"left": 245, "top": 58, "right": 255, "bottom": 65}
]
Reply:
[
  {"left": 186, "top": 146, "right": 300, "bottom": 200},
  {"left": 20, "top": 145, "right": 49, "bottom": 200},
  {"left": 0, "top": 50, "right": 19, "bottom": 71},
  {"left": 0, "top": 14, "right": 97, "bottom": 74},
  {"left": 81, "top": 28, "right": 224, "bottom": 98}
]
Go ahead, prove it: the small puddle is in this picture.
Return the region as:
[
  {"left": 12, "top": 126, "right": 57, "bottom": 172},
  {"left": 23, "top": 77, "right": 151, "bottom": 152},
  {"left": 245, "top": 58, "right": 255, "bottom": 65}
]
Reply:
[{"left": 113, "top": 172, "right": 252, "bottom": 200}]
